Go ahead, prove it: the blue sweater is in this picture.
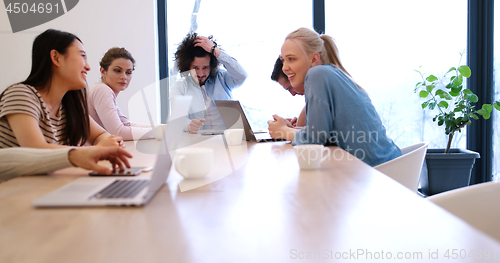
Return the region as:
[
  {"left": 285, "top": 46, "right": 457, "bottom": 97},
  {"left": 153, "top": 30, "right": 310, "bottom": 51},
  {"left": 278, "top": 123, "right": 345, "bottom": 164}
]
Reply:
[{"left": 293, "top": 65, "right": 401, "bottom": 166}]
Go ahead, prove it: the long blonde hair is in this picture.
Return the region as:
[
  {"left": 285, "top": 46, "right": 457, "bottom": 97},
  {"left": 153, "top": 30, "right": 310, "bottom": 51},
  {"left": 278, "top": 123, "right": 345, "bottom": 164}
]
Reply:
[{"left": 286, "top": 27, "right": 361, "bottom": 89}]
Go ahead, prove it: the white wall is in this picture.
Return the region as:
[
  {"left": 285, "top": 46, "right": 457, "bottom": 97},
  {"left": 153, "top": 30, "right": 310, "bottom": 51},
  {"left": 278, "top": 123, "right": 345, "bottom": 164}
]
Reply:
[{"left": 0, "top": 0, "right": 159, "bottom": 124}]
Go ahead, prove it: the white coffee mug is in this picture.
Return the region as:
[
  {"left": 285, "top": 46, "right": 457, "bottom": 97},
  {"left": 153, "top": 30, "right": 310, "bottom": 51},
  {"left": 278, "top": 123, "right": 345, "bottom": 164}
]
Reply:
[
  {"left": 224, "top": 128, "right": 244, "bottom": 146},
  {"left": 154, "top": 124, "right": 167, "bottom": 140},
  {"left": 175, "top": 148, "right": 213, "bottom": 179},
  {"left": 293, "top": 144, "right": 331, "bottom": 170}
]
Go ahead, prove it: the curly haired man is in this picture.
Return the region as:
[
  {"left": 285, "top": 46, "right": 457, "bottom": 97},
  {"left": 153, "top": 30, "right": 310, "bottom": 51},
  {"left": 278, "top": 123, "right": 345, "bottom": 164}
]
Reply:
[{"left": 170, "top": 33, "right": 247, "bottom": 133}]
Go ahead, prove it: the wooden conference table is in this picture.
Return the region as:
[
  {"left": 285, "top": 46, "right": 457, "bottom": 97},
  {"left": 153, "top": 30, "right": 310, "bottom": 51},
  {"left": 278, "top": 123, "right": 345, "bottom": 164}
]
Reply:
[{"left": 1, "top": 134, "right": 500, "bottom": 263}]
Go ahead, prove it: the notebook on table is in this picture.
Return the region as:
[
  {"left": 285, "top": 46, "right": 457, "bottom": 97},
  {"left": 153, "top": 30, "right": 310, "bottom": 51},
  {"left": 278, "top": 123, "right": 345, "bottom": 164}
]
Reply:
[
  {"left": 32, "top": 96, "right": 192, "bottom": 207},
  {"left": 214, "top": 100, "right": 286, "bottom": 142}
]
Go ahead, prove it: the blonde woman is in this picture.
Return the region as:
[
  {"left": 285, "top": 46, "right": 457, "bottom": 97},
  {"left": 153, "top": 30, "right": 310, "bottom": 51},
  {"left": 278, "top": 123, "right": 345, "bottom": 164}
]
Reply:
[{"left": 268, "top": 27, "right": 401, "bottom": 166}]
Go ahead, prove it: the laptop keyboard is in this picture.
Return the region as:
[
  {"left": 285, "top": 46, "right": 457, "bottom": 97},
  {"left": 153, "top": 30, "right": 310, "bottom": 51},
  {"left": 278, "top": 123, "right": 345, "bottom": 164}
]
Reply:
[{"left": 92, "top": 180, "right": 149, "bottom": 199}]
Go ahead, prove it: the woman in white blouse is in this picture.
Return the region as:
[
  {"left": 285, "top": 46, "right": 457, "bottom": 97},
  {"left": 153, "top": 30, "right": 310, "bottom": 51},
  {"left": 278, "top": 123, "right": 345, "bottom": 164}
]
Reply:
[{"left": 87, "top": 47, "right": 154, "bottom": 141}]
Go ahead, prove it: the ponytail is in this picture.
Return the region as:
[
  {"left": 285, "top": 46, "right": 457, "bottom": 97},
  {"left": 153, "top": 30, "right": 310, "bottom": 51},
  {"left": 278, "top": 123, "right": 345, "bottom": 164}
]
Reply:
[
  {"left": 319, "top": 35, "right": 363, "bottom": 90},
  {"left": 320, "top": 35, "right": 351, "bottom": 78}
]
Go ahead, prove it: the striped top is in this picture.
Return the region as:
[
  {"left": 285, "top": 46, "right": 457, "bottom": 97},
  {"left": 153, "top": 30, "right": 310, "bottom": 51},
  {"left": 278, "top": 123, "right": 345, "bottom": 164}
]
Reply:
[{"left": 0, "top": 84, "right": 66, "bottom": 148}]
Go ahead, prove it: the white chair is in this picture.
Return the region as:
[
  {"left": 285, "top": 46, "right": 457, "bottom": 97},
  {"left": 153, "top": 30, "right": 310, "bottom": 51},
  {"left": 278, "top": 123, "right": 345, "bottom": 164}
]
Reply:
[
  {"left": 374, "top": 141, "right": 430, "bottom": 192},
  {"left": 427, "top": 181, "right": 500, "bottom": 242}
]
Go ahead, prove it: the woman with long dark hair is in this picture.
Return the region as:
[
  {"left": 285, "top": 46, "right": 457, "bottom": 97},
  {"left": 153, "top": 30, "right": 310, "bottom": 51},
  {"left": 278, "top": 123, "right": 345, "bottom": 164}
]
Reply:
[{"left": 0, "top": 29, "right": 121, "bottom": 148}]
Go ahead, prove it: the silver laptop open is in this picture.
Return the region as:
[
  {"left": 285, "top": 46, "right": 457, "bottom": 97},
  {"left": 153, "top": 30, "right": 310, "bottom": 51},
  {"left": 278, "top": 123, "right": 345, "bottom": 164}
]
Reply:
[
  {"left": 32, "top": 96, "right": 192, "bottom": 207},
  {"left": 214, "top": 100, "right": 286, "bottom": 142}
]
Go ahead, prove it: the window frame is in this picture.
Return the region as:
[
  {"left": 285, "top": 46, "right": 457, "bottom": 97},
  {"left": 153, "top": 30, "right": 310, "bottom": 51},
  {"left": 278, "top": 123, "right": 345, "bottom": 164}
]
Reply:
[{"left": 467, "top": 0, "right": 494, "bottom": 184}]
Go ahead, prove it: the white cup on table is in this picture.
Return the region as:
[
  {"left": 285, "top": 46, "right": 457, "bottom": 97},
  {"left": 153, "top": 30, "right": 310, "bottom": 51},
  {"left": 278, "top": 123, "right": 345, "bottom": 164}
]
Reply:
[
  {"left": 174, "top": 148, "right": 213, "bottom": 179},
  {"left": 293, "top": 144, "right": 330, "bottom": 170},
  {"left": 154, "top": 124, "right": 167, "bottom": 140},
  {"left": 224, "top": 128, "right": 244, "bottom": 146}
]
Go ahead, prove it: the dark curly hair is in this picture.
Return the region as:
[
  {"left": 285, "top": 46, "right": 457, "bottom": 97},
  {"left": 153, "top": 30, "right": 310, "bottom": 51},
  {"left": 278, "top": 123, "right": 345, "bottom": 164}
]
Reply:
[{"left": 174, "top": 32, "right": 219, "bottom": 78}]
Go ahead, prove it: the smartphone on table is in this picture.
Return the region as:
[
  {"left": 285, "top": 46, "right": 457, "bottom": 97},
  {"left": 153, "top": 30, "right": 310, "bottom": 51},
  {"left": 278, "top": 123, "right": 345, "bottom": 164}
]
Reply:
[{"left": 88, "top": 167, "right": 152, "bottom": 176}]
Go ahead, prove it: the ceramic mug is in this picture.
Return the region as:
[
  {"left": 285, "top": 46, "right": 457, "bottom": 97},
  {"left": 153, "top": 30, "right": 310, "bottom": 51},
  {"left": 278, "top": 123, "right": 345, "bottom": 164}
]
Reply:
[
  {"left": 293, "top": 144, "right": 331, "bottom": 170},
  {"left": 224, "top": 128, "right": 244, "bottom": 146},
  {"left": 154, "top": 124, "right": 167, "bottom": 140},
  {"left": 174, "top": 148, "right": 213, "bottom": 179}
]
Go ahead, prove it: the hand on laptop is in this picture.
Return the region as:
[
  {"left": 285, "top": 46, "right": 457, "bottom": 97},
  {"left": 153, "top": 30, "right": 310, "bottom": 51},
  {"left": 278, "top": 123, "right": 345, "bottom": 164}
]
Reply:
[
  {"left": 188, "top": 118, "right": 205, "bottom": 134},
  {"left": 268, "top": 114, "right": 297, "bottom": 141},
  {"left": 68, "top": 146, "right": 132, "bottom": 175}
]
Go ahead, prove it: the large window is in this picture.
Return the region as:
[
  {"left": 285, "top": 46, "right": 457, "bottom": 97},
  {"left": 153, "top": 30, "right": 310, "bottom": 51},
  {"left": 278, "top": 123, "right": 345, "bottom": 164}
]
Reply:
[
  {"left": 166, "top": 0, "right": 470, "bottom": 147},
  {"left": 164, "top": 0, "right": 498, "bottom": 182},
  {"left": 167, "top": 0, "right": 312, "bottom": 129},
  {"left": 325, "top": 0, "right": 468, "bottom": 149}
]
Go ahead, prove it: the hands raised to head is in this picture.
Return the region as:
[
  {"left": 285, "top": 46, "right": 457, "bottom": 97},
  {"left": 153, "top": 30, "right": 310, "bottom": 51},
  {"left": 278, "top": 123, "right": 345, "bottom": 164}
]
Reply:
[{"left": 194, "top": 36, "right": 220, "bottom": 57}]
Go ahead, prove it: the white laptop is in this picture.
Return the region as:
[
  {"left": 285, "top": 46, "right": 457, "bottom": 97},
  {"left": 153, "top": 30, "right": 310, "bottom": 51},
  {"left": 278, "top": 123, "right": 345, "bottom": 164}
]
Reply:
[
  {"left": 32, "top": 96, "right": 192, "bottom": 207},
  {"left": 214, "top": 100, "right": 286, "bottom": 142}
]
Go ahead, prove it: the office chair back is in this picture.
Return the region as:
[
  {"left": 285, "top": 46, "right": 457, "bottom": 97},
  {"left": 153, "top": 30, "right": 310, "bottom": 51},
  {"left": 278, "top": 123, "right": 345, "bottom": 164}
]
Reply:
[
  {"left": 374, "top": 141, "right": 429, "bottom": 192},
  {"left": 427, "top": 181, "right": 500, "bottom": 242}
]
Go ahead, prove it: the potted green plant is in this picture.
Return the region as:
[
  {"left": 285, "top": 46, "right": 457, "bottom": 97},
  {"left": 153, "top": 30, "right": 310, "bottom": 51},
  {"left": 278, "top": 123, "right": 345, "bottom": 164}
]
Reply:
[{"left": 414, "top": 52, "right": 500, "bottom": 196}]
